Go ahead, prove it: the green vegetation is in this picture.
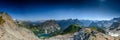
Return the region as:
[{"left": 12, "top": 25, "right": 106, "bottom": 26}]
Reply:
[
  {"left": 62, "top": 24, "right": 82, "bottom": 34},
  {"left": 97, "top": 27, "right": 106, "bottom": 34},
  {"left": 18, "top": 22, "right": 106, "bottom": 39},
  {"left": 26, "top": 24, "right": 82, "bottom": 38},
  {"left": 85, "top": 29, "right": 91, "bottom": 34},
  {"left": 0, "top": 16, "right": 5, "bottom": 24},
  {"left": 90, "top": 26, "right": 106, "bottom": 33},
  {"left": 90, "top": 26, "right": 97, "bottom": 31},
  {"left": 18, "top": 23, "right": 61, "bottom": 38}
]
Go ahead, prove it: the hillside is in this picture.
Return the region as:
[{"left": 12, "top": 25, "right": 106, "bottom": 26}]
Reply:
[
  {"left": 62, "top": 24, "right": 81, "bottom": 34},
  {"left": 0, "top": 12, "right": 39, "bottom": 40},
  {"left": 74, "top": 28, "right": 120, "bottom": 40}
]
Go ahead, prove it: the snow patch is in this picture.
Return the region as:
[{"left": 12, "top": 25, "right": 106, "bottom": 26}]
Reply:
[{"left": 108, "top": 32, "right": 119, "bottom": 37}]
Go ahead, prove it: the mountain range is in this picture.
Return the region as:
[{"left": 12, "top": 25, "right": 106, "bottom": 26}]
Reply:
[{"left": 14, "top": 12, "right": 120, "bottom": 40}]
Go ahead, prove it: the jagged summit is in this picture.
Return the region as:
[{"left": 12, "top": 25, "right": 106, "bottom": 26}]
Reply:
[
  {"left": 0, "top": 12, "right": 39, "bottom": 40},
  {"left": 0, "top": 12, "right": 9, "bottom": 17},
  {"left": 0, "top": 12, "right": 17, "bottom": 27}
]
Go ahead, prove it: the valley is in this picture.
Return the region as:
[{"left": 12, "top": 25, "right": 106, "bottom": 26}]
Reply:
[{"left": 15, "top": 14, "right": 120, "bottom": 40}]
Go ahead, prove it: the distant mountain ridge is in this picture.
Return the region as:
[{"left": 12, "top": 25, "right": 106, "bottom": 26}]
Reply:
[{"left": 16, "top": 17, "right": 120, "bottom": 30}]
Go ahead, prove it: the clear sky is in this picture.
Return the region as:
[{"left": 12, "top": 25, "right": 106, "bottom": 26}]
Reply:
[{"left": 0, "top": 0, "right": 120, "bottom": 21}]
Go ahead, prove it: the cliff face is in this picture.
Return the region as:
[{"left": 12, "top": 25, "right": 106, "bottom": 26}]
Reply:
[
  {"left": 39, "top": 20, "right": 61, "bottom": 34},
  {"left": 0, "top": 12, "right": 39, "bottom": 40}
]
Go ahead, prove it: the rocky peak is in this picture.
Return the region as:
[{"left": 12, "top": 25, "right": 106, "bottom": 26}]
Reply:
[
  {"left": 40, "top": 20, "right": 60, "bottom": 34},
  {"left": 0, "top": 12, "right": 39, "bottom": 40},
  {"left": 0, "top": 12, "right": 17, "bottom": 29}
]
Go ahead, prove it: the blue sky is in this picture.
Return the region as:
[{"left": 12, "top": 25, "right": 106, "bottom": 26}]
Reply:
[{"left": 0, "top": 0, "right": 120, "bottom": 21}]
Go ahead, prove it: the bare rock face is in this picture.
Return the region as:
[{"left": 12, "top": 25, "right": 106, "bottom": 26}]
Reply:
[
  {"left": 108, "top": 22, "right": 120, "bottom": 37},
  {"left": 39, "top": 20, "right": 61, "bottom": 34},
  {"left": 44, "top": 34, "right": 73, "bottom": 40},
  {"left": 0, "top": 12, "right": 39, "bottom": 40},
  {"left": 74, "top": 28, "right": 120, "bottom": 40}
]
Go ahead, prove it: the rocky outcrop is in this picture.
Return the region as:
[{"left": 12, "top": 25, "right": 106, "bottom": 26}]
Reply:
[
  {"left": 0, "top": 12, "right": 39, "bottom": 40},
  {"left": 108, "top": 22, "right": 120, "bottom": 37},
  {"left": 73, "top": 28, "right": 120, "bottom": 40},
  {"left": 44, "top": 34, "right": 73, "bottom": 40},
  {"left": 39, "top": 20, "right": 60, "bottom": 34},
  {"left": 88, "top": 33, "right": 120, "bottom": 40}
]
